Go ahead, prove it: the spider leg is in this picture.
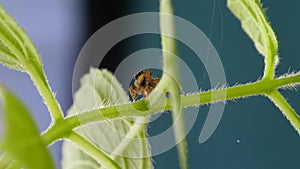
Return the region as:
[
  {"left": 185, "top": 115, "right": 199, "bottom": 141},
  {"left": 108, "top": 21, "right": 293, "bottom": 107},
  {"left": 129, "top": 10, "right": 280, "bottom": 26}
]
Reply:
[
  {"left": 143, "top": 90, "right": 149, "bottom": 98},
  {"left": 144, "top": 86, "right": 155, "bottom": 98},
  {"left": 129, "top": 85, "right": 137, "bottom": 101},
  {"left": 137, "top": 86, "right": 144, "bottom": 95},
  {"left": 146, "top": 69, "right": 152, "bottom": 77}
]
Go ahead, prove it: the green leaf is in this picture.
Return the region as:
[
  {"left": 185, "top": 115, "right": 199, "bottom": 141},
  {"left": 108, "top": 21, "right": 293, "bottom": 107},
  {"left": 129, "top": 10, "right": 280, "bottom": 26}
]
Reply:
[
  {"left": 0, "top": 5, "right": 43, "bottom": 72},
  {"left": 62, "top": 68, "right": 153, "bottom": 169},
  {"left": 0, "top": 5, "right": 64, "bottom": 122},
  {"left": 227, "top": 0, "right": 279, "bottom": 64},
  {"left": 0, "top": 85, "right": 55, "bottom": 169}
]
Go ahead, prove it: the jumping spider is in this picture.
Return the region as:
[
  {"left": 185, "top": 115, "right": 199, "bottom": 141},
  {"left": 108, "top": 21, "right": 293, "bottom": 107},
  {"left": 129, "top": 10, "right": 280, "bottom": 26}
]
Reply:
[{"left": 129, "top": 69, "right": 160, "bottom": 101}]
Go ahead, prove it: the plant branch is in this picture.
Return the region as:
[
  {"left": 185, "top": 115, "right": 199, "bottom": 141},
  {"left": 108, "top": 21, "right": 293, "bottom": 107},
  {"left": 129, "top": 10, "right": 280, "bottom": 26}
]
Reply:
[
  {"left": 65, "top": 131, "right": 121, "bottom": 169},
  {"left": 41, "top": 73, "right": 300, "bottom": 146},
  {"left": 27, "top": 65, "right": 64, "bottom": 122},
  {"left": 263, "top": 52, "right": 276, "bottom": 79},
  {"left": 267, "top": 90, "right": 300, "bottom": 135},
  {"left": 157, "top": 0, "right": 188, "bottom": 168}
]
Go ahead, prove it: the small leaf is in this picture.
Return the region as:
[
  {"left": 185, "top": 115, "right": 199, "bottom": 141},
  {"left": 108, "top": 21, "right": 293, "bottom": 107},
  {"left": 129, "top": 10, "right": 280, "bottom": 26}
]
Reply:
[
  {"left": 0, "top": 5, "right": 64, "bottom": 122},
  {"left": 0, "top": 5, "right": 42, "bottom": 72},
  {"left": 0, "top": 6, "right": 63, "bottom": 121},
  {"left": 227, "top": 0, "right": 279, "bottom": 64},
  {"left": 0, "top": 85, "right": 55, "bottom": 169},
  {"left": 62, "top": 68, "right": 153, "bottom": 169}
]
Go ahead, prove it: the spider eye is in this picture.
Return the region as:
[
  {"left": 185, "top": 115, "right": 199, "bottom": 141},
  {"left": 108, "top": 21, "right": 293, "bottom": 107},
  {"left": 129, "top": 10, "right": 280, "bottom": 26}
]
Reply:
[{"left": 147, "top": 70, "right": 152, "bottom": 76}]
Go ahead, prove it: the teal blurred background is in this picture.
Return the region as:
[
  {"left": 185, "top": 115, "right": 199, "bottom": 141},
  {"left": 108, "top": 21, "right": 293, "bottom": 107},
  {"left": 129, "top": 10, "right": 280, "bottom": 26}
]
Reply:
[{"left": 0, "top": 0, "right": 299, "bottom": 168}]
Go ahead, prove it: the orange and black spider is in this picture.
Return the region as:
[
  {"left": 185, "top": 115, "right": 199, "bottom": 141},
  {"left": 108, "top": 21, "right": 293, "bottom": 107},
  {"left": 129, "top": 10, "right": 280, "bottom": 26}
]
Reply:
[{"left": 129, "top": 69, "right": 160, "bottom": 101}]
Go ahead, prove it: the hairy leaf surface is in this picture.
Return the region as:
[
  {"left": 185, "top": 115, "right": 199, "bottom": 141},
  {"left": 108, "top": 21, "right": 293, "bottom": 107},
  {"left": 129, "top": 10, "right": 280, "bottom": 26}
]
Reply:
[
  {"left": 0, "top": 6, "right": 42, "bottom": 72},
  {"left": 62, "top": 68, "right": 153, "bottom": 169},
  {"left": 228, "top": 0, "right": 279, "bottom": 64}
]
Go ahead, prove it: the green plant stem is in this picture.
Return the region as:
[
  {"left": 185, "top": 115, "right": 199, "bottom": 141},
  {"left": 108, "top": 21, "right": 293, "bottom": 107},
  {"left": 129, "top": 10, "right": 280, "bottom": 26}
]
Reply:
[
  {"left": 41, "top": 73, "right": 300, "bottom": 146},
  {"left": 159, "top": 0, "right": 188, "bottom": 168},
  {"left": 27, "top": 65, "right": 64, "bottom": 122},
  {"left": 267, "top": 90, "right": 300, "bottom": 135},
  {"left": 263, "top": 53, "right": 275, "bottom": 79},
  {"left": 65, "top": 131, "right": 121, "bottom": 169}
]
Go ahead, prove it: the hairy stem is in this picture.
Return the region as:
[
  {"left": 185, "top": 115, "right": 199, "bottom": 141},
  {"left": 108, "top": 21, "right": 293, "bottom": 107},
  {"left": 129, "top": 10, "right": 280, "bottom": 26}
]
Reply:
[
  {"left": 158, "top": 0, "right": 188, "bottom": 168},
  {"left": 263, "top": 53, "right": 275, "bottom": 79},
  {"left": 267, "top": 90, "right": 300, "bottom": 135},
  {"left": 27, "top": 65, "right": 64, "bottom": 122},
  {"left": 41, "top": 73, "right": 300, "bottom": 146},
  {"left": 65, "top": 131, "right": 121, "bottom": 169}
]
